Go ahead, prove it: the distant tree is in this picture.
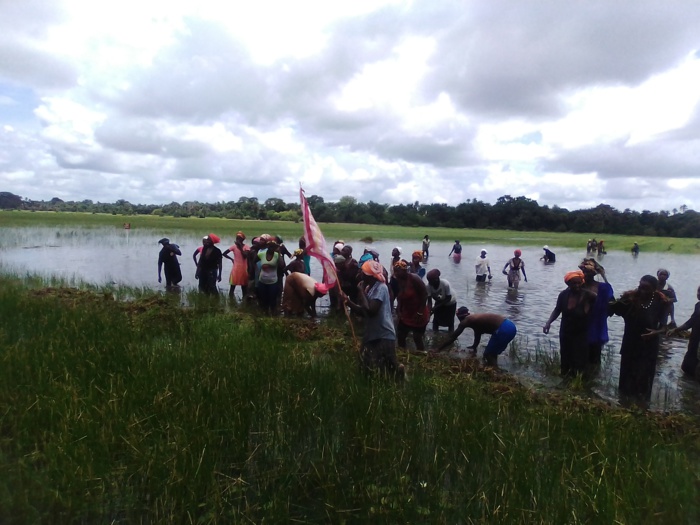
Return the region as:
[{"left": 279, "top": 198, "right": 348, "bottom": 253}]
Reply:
[{"left": 0, "top": 192, "right": 23, "bottom": 209}]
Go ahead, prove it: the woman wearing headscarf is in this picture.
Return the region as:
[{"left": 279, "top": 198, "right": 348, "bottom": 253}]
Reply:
[
  {"left": 344, "top": 261, "right": 405, "bottom": 379},
  {"left": 543, "top": 270, "right": 596, "bottom": 377},
  {"left": 502, "top": 249, "right": 527, "bottom": 289},
  {"left": 609, "top": 275, "right": 669, "bottom": 400},
  {"left": 426, "top": 269, "right": 457, "bottom": 332},
  {"left": 579, "top": 258, "right": 614, "bottom": 366},
  {"left": 222, "top": 231, "right": 249, "bottom": 299},
  {"left": 283, "top": 249, "right": 306, "bottom": 275},
  {"left": 394, "top": 260, "right": 429, "bottom": 352},
  {"left": 256, "top": 238, "right": 280, "bottom": 314},
  {"left": 409, "top": 250, "right": 426, "bottom": 279}
]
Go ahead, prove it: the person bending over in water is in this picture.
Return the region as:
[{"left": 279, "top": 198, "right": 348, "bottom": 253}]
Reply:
[{"left": 433, "top": 307, "right": 517, "bottom": 365}]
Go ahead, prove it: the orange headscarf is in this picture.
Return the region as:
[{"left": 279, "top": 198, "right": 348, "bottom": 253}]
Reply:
[
  {"left": 564, "top": 270, "right": 585, "bottom": 283},
  {"left": 361, "top": 261, "right": 386, "bottom": 282}
]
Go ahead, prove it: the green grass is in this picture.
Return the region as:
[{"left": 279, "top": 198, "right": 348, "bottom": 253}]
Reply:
[
  {"left": 3, "top": 210, "right": 700, "bottom": 253},
  {"left": 1, "top": 274, "right": 699, "bottom": 523}
]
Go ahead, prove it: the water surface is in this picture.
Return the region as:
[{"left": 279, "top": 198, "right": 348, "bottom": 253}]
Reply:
[{"left": 2, "top": 226, "right": 699, "bottom": 413}]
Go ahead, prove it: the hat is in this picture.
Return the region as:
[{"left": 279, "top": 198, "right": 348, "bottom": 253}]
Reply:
[
  {"left": 543, "top": 245, "right": 549, "bottom": 250},
  {"left": 514, "top": 249, "right": 522, "bottom": 257},
  {"left": 158, "top": 237, "right": 170, "bottom": 245},
  {"left": 481, "top": 249, "right": 487, "bottom": 254},
  {"left": 208, "top": 233, "right": 221, "bottom": 244}
]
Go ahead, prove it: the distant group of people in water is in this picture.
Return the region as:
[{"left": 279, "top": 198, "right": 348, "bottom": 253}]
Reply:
[{"left": 155, "top": 232, "right": 700, "bottom": 401}]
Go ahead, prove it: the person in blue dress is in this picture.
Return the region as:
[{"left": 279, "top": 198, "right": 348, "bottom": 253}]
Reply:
[{"left": 579, "top": 258, "right": 614, "bottom": 366}]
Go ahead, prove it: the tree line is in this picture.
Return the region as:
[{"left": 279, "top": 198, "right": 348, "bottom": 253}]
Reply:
[{"left": 1, "top": 191, "right": 698, "bottom": 238}]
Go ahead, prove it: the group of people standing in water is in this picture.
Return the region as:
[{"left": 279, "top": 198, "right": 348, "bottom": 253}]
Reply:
[{"left": 156, "top": 232, "right": 700, "bottom": 400}]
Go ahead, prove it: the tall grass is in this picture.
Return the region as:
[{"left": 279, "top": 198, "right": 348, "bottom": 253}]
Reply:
[{"left": 1, "top": 276, "right": 699, "bottom": 523}]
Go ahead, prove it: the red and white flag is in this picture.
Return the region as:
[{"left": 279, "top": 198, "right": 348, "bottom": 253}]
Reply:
[{"left": 300, "top": 187, "right": 338, "bottom": 294}]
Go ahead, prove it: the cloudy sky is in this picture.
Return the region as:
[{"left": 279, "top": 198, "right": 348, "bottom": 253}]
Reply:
[{"left": 2, "top": 1, "right": 700, "bottom": 212}]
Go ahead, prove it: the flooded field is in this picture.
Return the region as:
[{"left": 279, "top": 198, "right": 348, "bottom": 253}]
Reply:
[{"left": 1, "top": 225, "right": 699, "bottom": 413}]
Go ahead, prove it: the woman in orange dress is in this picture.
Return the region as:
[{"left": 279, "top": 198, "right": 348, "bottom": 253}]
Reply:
[{"left": 223, "top": 231, "right": 249, "bottom": 299}]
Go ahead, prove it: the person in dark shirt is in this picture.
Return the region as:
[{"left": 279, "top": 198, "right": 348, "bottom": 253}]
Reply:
[
  {"left": 195, "top": 234, "right": 222, "bottom": 295},
  {"left": 541, "top": 245, "right": 556, "bottom": 263},
  {"left": 157, "top": 238, "right": 182, "bottom": 287},
  {"left": 668, "top": 285, "right": 700, "bottom": 380}
]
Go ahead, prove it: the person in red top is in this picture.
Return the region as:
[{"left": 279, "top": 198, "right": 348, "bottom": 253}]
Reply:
[{"left": 393, "top": 260, "right": 429, "bottom": 352}]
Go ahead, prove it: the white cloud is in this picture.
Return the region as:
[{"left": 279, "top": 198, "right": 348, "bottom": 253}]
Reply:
[{"left": 2, "top": 0, "right": 700, "bottom": 213}]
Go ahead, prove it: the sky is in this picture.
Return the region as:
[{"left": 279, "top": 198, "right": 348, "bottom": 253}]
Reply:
[{"left": 2, "top": 1, "right": 700, "bottom": 212}]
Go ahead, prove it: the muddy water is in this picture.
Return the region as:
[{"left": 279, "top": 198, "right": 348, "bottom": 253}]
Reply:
[{"left": 1, "top": 226, "right": 699, "bottom": 413}]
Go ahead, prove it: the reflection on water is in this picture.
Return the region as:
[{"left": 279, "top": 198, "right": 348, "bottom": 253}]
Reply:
[{"left": 1, "top": 226, "right": 700, "bottom": 414}]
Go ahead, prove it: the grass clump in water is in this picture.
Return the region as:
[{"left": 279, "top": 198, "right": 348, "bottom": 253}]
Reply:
[{"left": 0, "top": 275, "right": 699, "bottom": 523}]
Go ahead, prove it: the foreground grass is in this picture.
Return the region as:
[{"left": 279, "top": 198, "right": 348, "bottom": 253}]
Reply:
[
  {"left": 1, "top": 276, "right": 699, "bottom": 523},
  {"left": 3, "top": 210, "right": 700, "bottom": 253}
]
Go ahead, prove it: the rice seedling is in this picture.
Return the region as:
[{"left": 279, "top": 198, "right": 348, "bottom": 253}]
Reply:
[{"left": 0, "top": 275, "right": 699, "bottom": 523}]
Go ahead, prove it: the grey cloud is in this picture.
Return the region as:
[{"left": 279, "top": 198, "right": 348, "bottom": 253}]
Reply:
[
  {"left": 422, "top": 1, "right": 700, "bottom": 119},
  {"left": 0, "top": 1, "right": 77, "bottom": 89},
  {"left": 544, "top": 138, "right": 700, "bottom": 180},
  {"left": 95, "top": 118, "right": 213, "bottom": 158}
]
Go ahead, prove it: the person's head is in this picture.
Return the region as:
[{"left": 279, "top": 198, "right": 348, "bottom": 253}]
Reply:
[
  {"left": 456, "top": 306, "right": 470, "bottom": 321},
  {"left": 274, "top": 235, "right": 284, "bottom": 245},
  {"left": 411, "top": 250, "right": 423, "bottom": 264},
  {"left": 298, "top": 236, "right": 306, "bottom": 249},
  {"left": 158, "top": 237, "right": 170, "bottom": 245},
  {"left": 236, "top": 231, "right": 246, "bottom": 241},
  {"left": 543, "top": 245, "right": 549, "bottom": 251},
  {"left": 202, "top": 235, "right": 212, "bottom": 246},
  {"left": 341, "top": 245, "right": 353, "bottom": 258},
  {"left": 480, "top": 249, "right": 487, "bottom": 258},
  {"left": 359, "top": 252, "right": 374, "bottom": 265},
  {"left": 454, "top": 240, "right": 461, "bottom": 244},
  {"left": 426, "top": 268, "right": 441, "bottom": 287},
  {"left": 333, "top": 241, "right": 345, "bottom": 254},
  {"left": 514, "top": 249, "right": 522, "bottom": 257},
  {"left": 696, "top": 285, "right": 700, "bottom": 301},
  {"left": 361, "top": 260, "right": 386, "bottom": 283},
  {"left": 424, "top": 235, "right": 430, "bottom": 240},
  {"left": 638, "top": 275, "right": 658, "bottom": 299},
  {"left": 564, "top": 270, "right": 585, "bottom": 290},
  {"left": 579, "top": 258, "right": 601, "bottom": 279},
  {"left": 391, "top": 246, "right": 401, "bottom": 258},
  {"left": 393, "top": 260, "right": 409, "bottom": 279},
  {"left": 293, "top": 248, "right": 304, "bottom": 258},
  {"left": 657, "top": 268, "right": 670, "bottom": 284},
  {"left": 334, "top": 254, "right": 346, "bottom": 267},
  {"left": 259, "top": 233, "right": 272, "bottom": 247}
]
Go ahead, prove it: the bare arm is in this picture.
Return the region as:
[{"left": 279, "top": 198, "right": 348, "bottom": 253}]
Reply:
[{"left": 435, "top": 322, "right": 468, "bottom": 352}]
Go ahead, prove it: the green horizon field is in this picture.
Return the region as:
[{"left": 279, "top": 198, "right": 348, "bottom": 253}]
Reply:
[{"left": 3, "top": 210, "right": 700, "bottom": 253}]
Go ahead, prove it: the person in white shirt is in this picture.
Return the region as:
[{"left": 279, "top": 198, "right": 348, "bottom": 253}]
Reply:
[{"left": 475, "top": 249, "right": 492, "bottom": 282}]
